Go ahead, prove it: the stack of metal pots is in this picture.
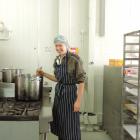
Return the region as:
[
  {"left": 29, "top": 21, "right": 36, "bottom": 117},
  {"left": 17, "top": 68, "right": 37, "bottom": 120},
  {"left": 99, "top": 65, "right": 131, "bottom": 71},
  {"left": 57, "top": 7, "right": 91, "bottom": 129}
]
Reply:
[{"left": 0, "top": 68, "right": 23, "bottom": 83}]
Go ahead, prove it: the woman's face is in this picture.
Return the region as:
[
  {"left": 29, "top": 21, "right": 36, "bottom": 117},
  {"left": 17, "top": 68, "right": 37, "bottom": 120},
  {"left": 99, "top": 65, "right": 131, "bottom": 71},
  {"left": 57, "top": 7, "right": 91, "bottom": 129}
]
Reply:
[{"left": 55, "top": 43, "right": 67, "bottom": 55}]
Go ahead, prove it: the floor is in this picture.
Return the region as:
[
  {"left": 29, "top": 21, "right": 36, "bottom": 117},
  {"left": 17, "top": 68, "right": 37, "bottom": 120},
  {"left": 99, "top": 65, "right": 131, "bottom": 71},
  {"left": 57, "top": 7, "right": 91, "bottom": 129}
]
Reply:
[{"left": 47, "top": 131, "right": 112, "bottom": 140}]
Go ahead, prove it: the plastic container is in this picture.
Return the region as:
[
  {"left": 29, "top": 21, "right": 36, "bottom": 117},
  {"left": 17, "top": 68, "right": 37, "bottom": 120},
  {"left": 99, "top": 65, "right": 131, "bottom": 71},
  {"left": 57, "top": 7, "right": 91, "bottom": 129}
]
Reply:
[{"left": 109, "top": 59, "right": 123, "bottom": 66}]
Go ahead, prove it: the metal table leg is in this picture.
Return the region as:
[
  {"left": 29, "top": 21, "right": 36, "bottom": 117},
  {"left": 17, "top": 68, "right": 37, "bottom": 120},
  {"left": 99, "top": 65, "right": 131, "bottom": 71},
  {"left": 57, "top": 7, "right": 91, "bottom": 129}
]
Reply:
[{"left": 44, "top": 133, "right": 47, "bottom": 140}]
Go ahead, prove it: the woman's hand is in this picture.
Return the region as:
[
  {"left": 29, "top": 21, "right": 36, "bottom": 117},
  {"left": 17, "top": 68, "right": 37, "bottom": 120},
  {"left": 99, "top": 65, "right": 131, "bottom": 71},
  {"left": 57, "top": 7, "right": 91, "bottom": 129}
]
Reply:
[
  {"left": 36, "top": 68, "right": 45, "bottom": 76},
  {"left": 74, "top": 99, "right": 81, "bottom": 112}
]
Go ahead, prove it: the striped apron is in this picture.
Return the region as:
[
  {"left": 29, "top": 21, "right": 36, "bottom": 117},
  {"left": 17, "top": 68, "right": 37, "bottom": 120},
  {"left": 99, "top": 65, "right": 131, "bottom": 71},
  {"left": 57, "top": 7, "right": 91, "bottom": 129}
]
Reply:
[{"left": 50, "top": 53, "right": 81, "bottom": 140}]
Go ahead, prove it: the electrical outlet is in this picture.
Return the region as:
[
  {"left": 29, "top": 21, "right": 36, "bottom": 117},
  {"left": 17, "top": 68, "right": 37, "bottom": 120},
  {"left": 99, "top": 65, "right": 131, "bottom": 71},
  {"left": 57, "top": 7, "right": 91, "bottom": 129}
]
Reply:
[{"left": 44, "top": 46, "right": 51, "bottom": 52}]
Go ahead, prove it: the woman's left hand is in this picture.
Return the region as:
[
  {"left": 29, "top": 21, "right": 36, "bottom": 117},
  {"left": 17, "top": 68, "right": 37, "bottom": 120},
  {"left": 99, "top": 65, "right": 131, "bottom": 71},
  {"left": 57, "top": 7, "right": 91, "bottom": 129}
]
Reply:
[{"left": 74, "top": 99, "right": 81, "bottom": 112}]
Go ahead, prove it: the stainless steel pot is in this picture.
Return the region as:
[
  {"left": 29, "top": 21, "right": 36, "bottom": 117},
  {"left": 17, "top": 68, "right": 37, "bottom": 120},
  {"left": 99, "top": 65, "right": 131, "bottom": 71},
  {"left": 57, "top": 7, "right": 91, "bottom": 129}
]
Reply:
[
  {"left": 29, "top": 76, "right": 43, "bottom": 100},
  {"left": 15, "top": 74, "right": 43, "bottom": 101},
  {"left": 15, "top": 74, "right": 30, "bottom": 101},
  {"left": 1, "top": 68, "right": 23, "bottom": 83}
]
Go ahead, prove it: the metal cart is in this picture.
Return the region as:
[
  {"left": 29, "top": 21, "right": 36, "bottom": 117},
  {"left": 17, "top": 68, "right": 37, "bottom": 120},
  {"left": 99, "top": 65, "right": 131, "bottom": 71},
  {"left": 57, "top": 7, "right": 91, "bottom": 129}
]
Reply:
[{"left": 122, "top": 30, "right": 140, "bottom": 140}]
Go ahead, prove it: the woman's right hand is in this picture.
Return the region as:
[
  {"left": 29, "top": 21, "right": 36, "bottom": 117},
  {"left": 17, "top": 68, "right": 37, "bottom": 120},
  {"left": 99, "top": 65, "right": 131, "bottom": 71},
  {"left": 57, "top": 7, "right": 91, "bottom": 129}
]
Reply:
[{"left": 36, "top": 68, "right": 45, "bottom": 76}]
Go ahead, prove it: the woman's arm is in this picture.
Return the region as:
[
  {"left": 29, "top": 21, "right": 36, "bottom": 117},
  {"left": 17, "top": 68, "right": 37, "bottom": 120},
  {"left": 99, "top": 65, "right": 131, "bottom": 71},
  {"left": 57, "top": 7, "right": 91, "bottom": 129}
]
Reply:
[
  {"left": 74, "top": 82, "right": 85, "bottom": 112},
  {"left": 77, "top": 83, "right": 85, "bottom": 102},
  {"left": 73, "top": 55, "right": 86, "bottom": 112},
  {"left": 43, "top": 72, "right": 58, "bottom": 82},
  {"left": 36, "top": 69, "right": 57, "bottom": 82}
]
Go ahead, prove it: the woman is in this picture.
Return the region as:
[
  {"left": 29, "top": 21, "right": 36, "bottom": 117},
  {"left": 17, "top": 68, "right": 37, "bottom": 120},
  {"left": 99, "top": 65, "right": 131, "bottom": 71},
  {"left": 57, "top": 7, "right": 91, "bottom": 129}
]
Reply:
[{"left": 37, "top": 35, "right": 86, "bottom": 140}]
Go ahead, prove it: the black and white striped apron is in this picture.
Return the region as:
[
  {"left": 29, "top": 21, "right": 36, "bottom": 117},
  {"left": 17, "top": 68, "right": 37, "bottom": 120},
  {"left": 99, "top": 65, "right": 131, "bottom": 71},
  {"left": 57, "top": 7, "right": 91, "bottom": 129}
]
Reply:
[{"left": 50, "top": 53, "right": 81, "bottom": 140}]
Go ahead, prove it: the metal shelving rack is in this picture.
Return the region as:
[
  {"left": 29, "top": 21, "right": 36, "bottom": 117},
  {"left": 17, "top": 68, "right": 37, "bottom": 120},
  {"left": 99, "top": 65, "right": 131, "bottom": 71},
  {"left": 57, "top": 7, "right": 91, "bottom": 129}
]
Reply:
[{"left": 122, "top": 30, "right": 140, "bottom": 140}]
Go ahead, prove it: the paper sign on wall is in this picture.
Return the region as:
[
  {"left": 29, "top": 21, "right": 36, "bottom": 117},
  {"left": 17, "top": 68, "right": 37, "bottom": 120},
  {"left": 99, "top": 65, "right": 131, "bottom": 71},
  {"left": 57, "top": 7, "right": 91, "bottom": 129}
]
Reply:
[{"left": 70, "top": 47, "right": 79, "bottom": 55}]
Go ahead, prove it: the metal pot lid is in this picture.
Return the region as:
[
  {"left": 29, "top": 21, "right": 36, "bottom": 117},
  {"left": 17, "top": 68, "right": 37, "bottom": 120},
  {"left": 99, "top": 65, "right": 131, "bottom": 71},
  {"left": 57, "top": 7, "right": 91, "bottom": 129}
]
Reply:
[{"left": 1, "top": 68, "right": 24, "bottom": 71}]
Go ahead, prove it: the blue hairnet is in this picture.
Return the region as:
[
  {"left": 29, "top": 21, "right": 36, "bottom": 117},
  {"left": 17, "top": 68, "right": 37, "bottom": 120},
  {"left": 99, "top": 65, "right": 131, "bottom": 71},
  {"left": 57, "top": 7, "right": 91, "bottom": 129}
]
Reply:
[{"left": 54, "top": 35, "right": 69, "bottom": 48}]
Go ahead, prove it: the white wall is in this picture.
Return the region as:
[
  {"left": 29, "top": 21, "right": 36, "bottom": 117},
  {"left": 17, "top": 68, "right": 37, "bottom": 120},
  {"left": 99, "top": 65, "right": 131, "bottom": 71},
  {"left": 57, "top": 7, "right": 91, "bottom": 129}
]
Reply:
[
  {"left": 0, "top": 0, "right": 58, "bottom": 75},
  {"left": 104, "top": 0, "right": 140, "bottom": 63},
  {"left": 88, "top": 0, "right": 105, "bottom": 123}
]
